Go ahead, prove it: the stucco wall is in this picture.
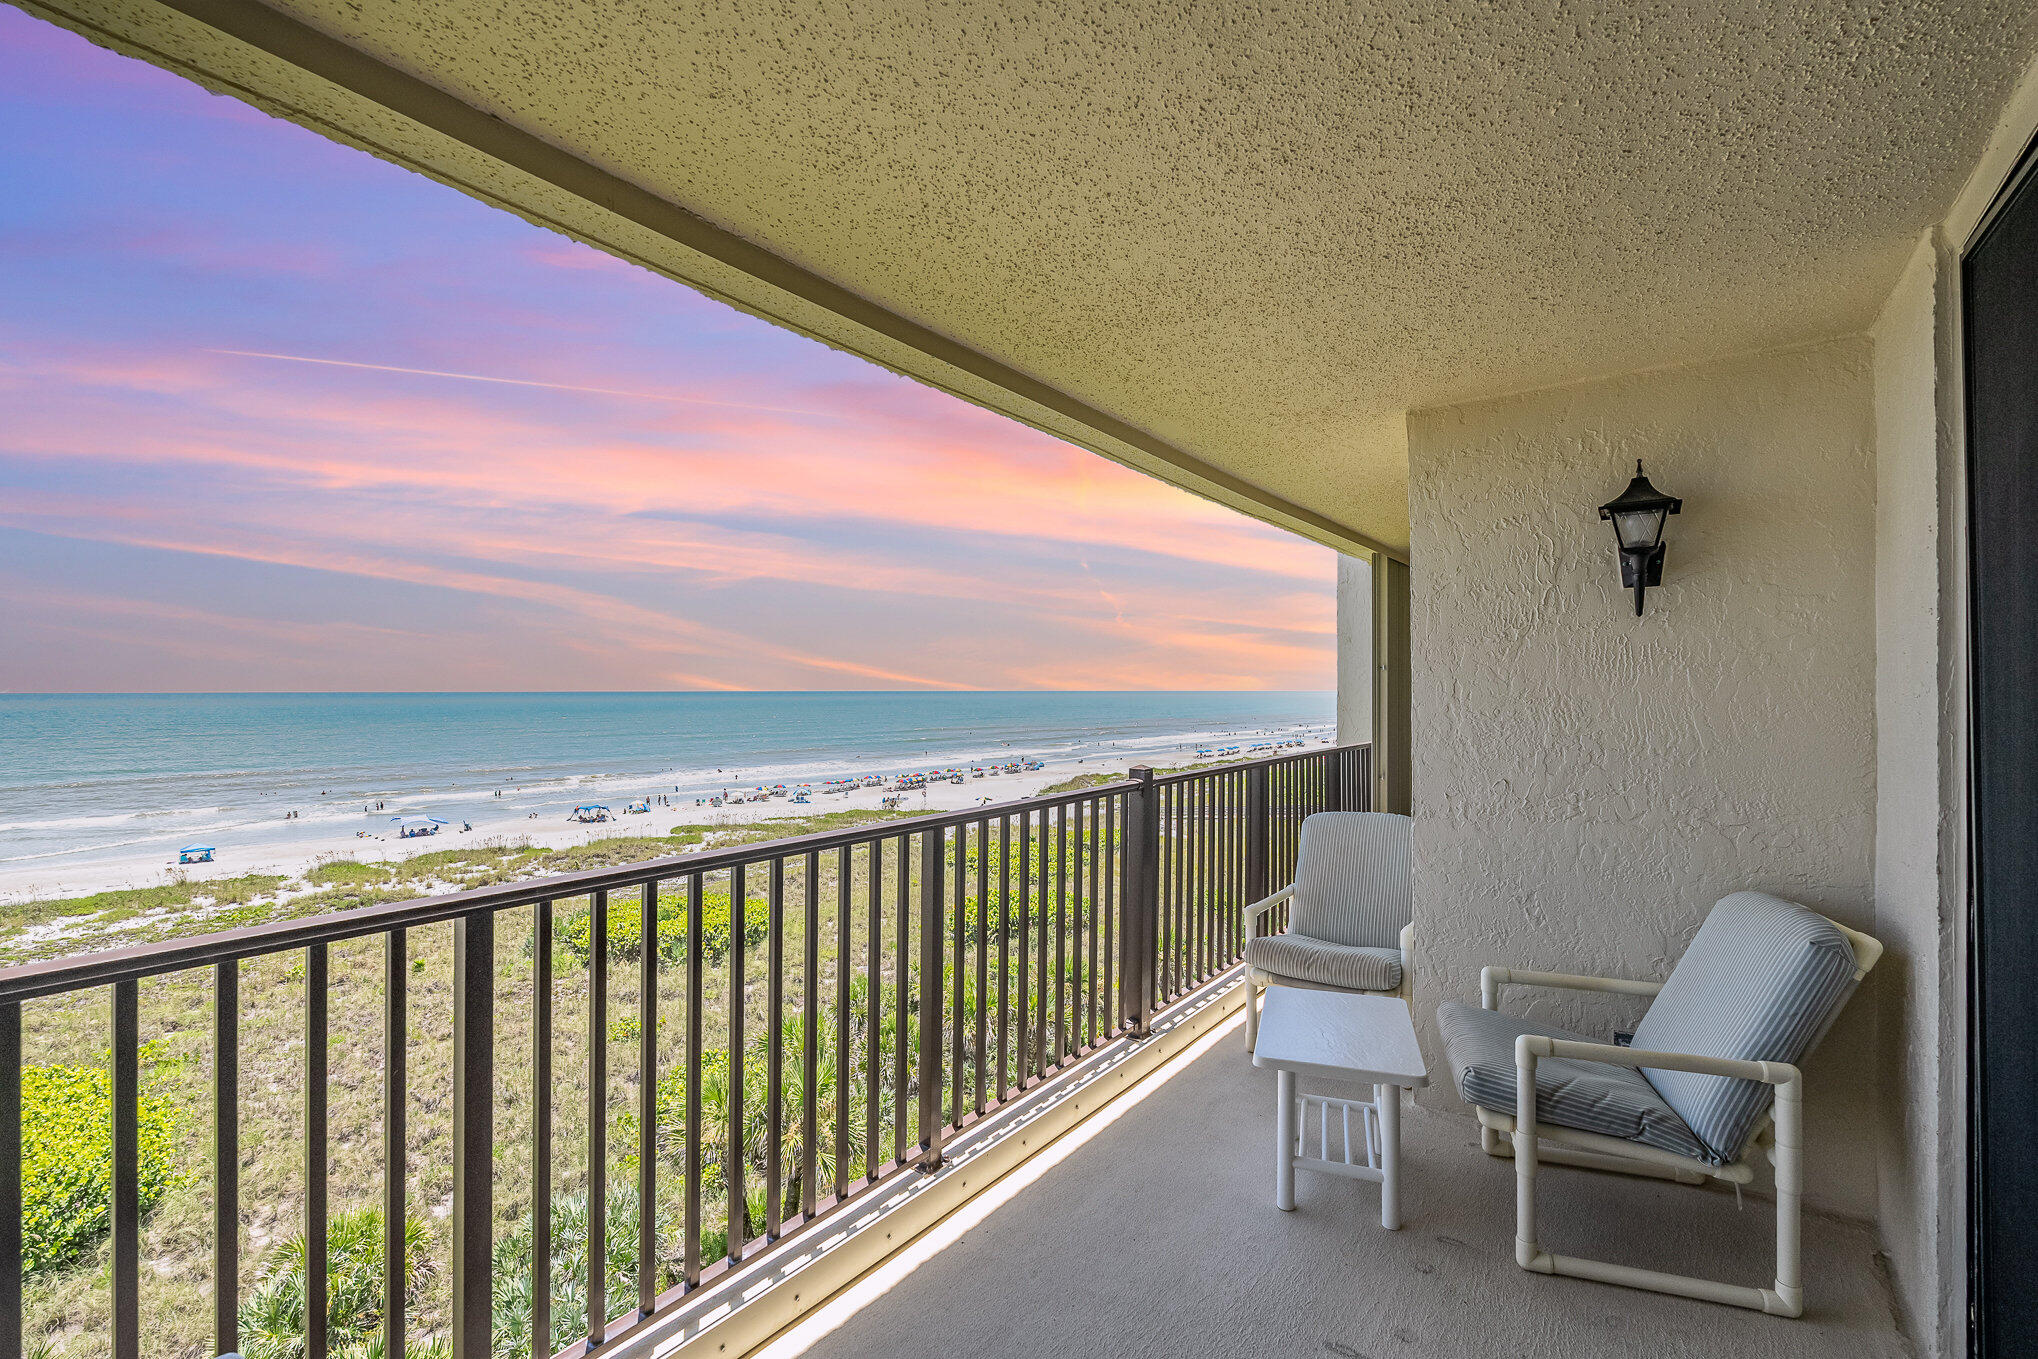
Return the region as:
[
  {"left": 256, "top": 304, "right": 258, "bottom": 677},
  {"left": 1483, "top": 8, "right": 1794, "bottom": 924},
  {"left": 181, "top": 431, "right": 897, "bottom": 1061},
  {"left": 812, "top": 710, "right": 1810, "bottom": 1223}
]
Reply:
[
  {"left": 1869, "top": 237, "right": 1958, "bottom": 1347},
  {"left": 1336, "top": 554, "right": 1373, "bottom": 746},
  {"left": 1406, "top": 339, "right": 1882, "bottom": 1217}
]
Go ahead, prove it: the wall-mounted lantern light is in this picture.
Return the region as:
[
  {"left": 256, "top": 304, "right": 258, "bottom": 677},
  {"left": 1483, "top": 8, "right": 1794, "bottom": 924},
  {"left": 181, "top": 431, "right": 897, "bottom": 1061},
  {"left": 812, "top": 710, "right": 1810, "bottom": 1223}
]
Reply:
[{"left": 1597, "top": 461, "right": 1682, "bottom": 616}]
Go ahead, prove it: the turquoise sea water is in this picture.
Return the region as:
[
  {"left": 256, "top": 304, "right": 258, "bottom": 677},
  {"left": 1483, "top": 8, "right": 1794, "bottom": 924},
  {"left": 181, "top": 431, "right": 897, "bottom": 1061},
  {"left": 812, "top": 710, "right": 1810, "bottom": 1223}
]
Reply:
[{"left": 0, "top": 692, "right": 1333, "bottom": 887}]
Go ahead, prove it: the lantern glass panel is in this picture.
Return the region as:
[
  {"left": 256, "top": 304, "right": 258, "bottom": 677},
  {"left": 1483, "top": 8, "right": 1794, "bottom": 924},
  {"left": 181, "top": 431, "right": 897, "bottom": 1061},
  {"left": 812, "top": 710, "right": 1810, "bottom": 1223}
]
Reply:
[{"left": 1612, "top": 507, "right": 1667, "bottom": 551}]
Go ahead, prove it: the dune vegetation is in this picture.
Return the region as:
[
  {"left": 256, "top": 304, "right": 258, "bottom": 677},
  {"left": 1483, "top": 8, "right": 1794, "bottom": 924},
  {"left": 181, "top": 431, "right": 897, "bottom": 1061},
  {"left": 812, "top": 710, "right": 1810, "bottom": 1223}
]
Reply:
[{"left": 7, "top": 807, "right": 1124, "bottom": 1357}]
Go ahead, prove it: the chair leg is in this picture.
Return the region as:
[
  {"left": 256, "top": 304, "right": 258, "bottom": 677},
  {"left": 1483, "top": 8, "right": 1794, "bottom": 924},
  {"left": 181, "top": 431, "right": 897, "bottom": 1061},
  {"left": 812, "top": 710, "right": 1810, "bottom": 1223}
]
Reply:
[
  {"left": 1245, "top": 973, "right": 1261, "bottom": 1052},
  {"left": 1771, "top": 1074, "right": 1804, "bottom": 1316},
  {"left": 1514, "top": 1057, "right": 1544, "bottom": 1271},
  {"left": 1510, "top": 1064, "right": 1807, "bottom": 1316}
]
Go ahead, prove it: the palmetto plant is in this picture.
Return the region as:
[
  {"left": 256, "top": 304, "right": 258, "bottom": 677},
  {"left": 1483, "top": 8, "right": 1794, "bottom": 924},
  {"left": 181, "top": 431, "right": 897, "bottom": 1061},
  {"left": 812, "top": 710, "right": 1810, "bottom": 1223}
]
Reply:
[
  {"left": 489, "top": 1187, "right": 679, "bottom": 1359},
  {"left": 236, "top": 1208, "right": 441, "bottom": 1359}
]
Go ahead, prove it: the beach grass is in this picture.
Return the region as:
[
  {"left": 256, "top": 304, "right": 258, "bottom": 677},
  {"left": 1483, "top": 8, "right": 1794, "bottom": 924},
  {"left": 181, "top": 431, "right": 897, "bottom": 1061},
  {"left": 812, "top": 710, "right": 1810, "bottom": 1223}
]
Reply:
[
  {"left": 0, "top": 874, "right": 290, "bottom": 936},
  {"left": 8, "top": 807, "right": 1120, "bottom": 1356}
]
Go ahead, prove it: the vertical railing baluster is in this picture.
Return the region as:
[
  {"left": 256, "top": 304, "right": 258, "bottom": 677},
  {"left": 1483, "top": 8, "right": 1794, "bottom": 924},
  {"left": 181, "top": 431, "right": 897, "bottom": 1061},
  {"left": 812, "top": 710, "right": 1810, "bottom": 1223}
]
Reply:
[
  {"left": 949, "top": 823, "right": 964, "bottom": 1124},
  {"left": 1102, "top": 795, "right": 1117, "bottom": 1036},
  {"left": 1182, "top": 782, "right": 1195, "bottom": 992},
  {"left": 0, "top": 1003, "right": 16, "bottom": 1359},
  {"left": 1179, "top": 783, "right": 1191, "bottom": 992},
  {"left": 683, "top": 878, "right": 703, "bottom": 1289},
  {"left": 1227, "top": 772, "right": 1241, "bottom": 961},
  {"left": 766, "top": 859, "right": 784, "bottom": 1240},
  {"left": 1053, "top": 804, "right": 1067, "bottom": 1063},
  {"left": 973, "top": 818, "right": 989, "bottom": 1115},
  {"left": 1072, "top": 800, "right": 1087, "bottom": 1051},
  {"left": 1017, "top": 809, "right": 1032, "bottom": 1083},
  {"left": 1211, "top": 775, "right": 1222, "bottom": 974},
  {"left": 215, "top": 961, "right": 239, "bottom": 1358},
  {"left": 1163, "top": 783, "right": 1178, "bottom": 1002},
  {"left": 893, "top": 839, "right": 910, "bottom": 1166},
  {"left": 451, "top": 910, "right": 493, "bottom": 1359},
  {"left": 997, "top": 815, "right": 1011, "bottom": 1096},
  {"left": 306, "top": 944, "right": 329, "bottom": 1359},
  {"left": 802, "top": 853, "right": 820, "bottom": 1221},
  {"left": 111, "top": 979, "right": 138, "bottom": 1359},
  {"left": 588, "top": 890, "right": 607, "bottom": 1342},
  {"left": 835, "top": 846, "right": 851, "bottom": 1204},
  {"left": 638, "top": 881, "right": 657, "bottom": 1314},
  {"left": 1206, "top": 778, "right": 1221, "bottom": 971},
  {"left": 917, "top": 828, "right": 945, "bottom": 1170},
  {"left": 1230, "top": 770, "right": 1247, "bottom": 953},
  {"left": 728, "top": 867, "right": 746, "bottom": 1260},
  {"left": 1033, "top": 809, "right": 1049, "bottom": 1078},
  {"left": 1206, "top": 774, "right": 1222, "bottom": 965},
  {"left": 531, "top": 904, "right": 552, "bottom": 1355},
  {"left": 1069, "top": 804, "right": 1081, "bottom": 1053},
  {"left": 383, "top": 932, "right": 406, "bottom": 1359},
  {"left": 864, "top": 844, "right": 880, "bottom": 1180},
  {"left": 1190, "top": 782, "right": 1206, "bottom": 982},
  {"left": 1094, "top": 796, "right": 1106, "bottom": 1043},
  {"left": 1167, "top": 782, "right": 1177, "bottom": 1004},
  {"left": 1184, "top": 785, "right": 1197, "bottom": 994},
  {"left": 1080, "top": 799, "right": 1091, "bottom": 1043},
  {"left": 1201, "top": 777, "right": 1214, "bottom": 981}
]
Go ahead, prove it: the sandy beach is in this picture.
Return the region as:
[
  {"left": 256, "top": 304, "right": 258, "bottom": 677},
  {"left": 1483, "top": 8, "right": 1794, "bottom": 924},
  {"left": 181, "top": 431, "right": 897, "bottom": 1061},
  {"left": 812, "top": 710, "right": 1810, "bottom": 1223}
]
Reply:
[{"left": 0, "top": 730, "right": 1331, "bottom": 906}]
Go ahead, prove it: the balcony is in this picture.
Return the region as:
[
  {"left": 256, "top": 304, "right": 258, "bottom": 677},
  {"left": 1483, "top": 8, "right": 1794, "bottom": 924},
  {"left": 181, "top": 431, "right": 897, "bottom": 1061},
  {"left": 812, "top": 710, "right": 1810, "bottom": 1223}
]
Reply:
[
  {"left": 0, "top": 746, "right": 1373, "bottom": 1358},
  {"left": 766, "top": 996, "right": 1909, "bottom": 1359}
]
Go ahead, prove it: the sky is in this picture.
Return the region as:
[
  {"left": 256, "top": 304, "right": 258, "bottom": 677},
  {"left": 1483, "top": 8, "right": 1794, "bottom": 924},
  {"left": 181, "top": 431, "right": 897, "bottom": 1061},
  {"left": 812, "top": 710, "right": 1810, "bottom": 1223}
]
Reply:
[{"left": 0, "top": 10, "right": 1336, "bottom": 693}]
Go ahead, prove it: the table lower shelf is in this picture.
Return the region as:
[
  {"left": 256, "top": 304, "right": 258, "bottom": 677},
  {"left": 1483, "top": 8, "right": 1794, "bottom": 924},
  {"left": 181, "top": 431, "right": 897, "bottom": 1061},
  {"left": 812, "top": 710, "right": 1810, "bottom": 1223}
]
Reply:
[
  {"left": 1273, "top": 1074, "right": 1408, "bottom": 1227},
  {"left": 1291, "top": 1091, "right": 1386, "bottom": 1182}
]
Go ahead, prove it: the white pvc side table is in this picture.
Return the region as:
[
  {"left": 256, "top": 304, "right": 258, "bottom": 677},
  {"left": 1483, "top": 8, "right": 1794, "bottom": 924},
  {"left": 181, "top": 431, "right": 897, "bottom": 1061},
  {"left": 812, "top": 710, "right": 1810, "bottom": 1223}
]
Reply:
[{"left": 1250, "top": 987, "right": 1429, "bottom": 1229}]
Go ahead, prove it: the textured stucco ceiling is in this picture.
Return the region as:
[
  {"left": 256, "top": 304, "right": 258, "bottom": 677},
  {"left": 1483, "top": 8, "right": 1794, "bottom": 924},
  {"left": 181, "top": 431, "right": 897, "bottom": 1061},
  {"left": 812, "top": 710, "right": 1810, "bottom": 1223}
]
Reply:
[{"left": 23, "top": 1, "right": 2038, "bottom": 555}]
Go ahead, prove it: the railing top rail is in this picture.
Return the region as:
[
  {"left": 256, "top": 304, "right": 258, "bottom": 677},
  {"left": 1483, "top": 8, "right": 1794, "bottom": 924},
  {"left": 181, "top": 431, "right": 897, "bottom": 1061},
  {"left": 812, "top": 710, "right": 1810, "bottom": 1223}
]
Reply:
[
  {"left": 1147, "top": 744, "right": 1336, "bottom": 787},
  {"left": 0, "top": 742, "right": 1364, "bottom": 1004}
]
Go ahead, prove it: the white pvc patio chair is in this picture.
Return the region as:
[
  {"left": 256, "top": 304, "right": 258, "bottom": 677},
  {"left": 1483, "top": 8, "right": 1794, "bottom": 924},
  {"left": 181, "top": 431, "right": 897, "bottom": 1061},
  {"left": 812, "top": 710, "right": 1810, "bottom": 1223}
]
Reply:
[
  {"left": 1241, "top": 811, "right": 1414, "bottom": 1052},
  {"left": 1436, "top": 890, "right": 1881, "bottom": 1317}
]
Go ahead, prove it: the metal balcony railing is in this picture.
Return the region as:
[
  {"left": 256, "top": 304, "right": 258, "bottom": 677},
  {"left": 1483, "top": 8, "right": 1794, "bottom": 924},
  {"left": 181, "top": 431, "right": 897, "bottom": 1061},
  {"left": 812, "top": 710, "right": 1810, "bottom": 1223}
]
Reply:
[{"left": 0, "top": 742, "right": 1369, "bottom": 1359}]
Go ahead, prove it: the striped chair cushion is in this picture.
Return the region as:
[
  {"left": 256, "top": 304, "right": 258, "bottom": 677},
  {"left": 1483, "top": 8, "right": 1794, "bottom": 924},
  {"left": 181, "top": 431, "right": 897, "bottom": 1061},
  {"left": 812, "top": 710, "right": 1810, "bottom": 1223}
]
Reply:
[
  {"left": 1437, "top": 1001, "right": 1708, "bottom": 1162},
  {"left": 1288, "top": 811, "right": 1411, "bottom": 949},
  {"left": 1243, "top": 935, "right": 1401, "bottom": 991},
  {"left": 1629, "top": 891, "right": 1860, "bottom": 1163}
]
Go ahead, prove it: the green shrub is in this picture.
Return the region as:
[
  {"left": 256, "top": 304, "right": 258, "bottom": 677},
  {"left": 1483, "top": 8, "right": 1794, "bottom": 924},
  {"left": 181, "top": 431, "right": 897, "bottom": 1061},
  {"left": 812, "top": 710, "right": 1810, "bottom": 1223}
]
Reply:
[
  {"left": 21, "top": 1062, "right": 178, "bottom": 1276},
  {"left": 490, "top": 1188, "right": 677, "bottom": 1359},
  {"left": 303, "top": 860, "right": 389, "bottom": 887},
  {"left": 552, "top": 891, "right": 763, "bottom": 967},
  {"left": 237, "top": 1209, "right": 440, "bottom": 1359}
]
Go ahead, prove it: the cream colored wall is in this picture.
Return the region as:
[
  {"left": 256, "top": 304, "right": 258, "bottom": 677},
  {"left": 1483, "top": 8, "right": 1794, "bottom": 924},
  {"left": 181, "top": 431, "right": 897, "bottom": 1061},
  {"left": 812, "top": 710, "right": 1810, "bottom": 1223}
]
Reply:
[
  {"left": 1335, "top": 554, "right": 1373, "bottom": 747},
  {"left": 1868, "top": 236, "right": 1962, "bottom": 1352},
  {"left": 1406, "top": 339, "right": 1882, "bottom": 1217}
]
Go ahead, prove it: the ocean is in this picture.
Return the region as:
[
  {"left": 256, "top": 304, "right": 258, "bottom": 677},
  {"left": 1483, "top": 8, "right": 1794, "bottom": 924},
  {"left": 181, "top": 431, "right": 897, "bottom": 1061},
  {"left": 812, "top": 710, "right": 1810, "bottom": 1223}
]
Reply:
[{"left": 0, "top": 691, "right": 1335, "bottom": 897}]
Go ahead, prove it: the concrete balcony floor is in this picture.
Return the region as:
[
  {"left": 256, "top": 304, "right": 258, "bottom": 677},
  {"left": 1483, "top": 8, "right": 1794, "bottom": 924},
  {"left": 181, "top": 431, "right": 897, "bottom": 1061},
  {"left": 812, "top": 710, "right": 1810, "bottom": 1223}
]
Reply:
[{"left": 771, "top": 999, "right": 1908, "bottom": 1359}]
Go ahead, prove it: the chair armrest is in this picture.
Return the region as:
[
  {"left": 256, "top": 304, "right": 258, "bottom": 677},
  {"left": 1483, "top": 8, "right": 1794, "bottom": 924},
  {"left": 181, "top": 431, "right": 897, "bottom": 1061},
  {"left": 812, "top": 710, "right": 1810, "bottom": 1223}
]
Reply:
[
  {"left": 1480, "top": 966, "right": 1664, "bottom": 1010},
  {"left": 1514, "top": 1033, "right": 1799, "bottom": 1087},
  {"left": 1397, "top": 921, "right": 1415, "bottom": 1002},
  {"left": 1241, "top": 884, "right": 1295, "bottom": 941}
]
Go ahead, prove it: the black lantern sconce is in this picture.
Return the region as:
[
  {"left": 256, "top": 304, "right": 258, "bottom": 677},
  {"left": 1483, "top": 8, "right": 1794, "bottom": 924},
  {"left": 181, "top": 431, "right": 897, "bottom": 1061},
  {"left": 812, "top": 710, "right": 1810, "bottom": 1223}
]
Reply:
[{"left": 1597, "top": 462, "right": 1682, "bottom": 616}]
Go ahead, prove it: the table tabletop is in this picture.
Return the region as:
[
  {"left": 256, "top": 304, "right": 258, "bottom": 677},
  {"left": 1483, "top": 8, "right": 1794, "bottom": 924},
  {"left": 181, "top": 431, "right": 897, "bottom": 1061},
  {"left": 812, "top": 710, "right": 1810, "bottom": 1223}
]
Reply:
[{"left": 1251, "top": 987, "right": 1428, "bottom": 1087}]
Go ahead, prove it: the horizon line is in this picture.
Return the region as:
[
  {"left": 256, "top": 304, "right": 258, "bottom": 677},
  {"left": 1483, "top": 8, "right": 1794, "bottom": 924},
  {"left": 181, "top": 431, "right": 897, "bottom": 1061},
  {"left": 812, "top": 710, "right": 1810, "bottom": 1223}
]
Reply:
[{"left": 0, "top": 688, "right": 1337, "bottom": 697}]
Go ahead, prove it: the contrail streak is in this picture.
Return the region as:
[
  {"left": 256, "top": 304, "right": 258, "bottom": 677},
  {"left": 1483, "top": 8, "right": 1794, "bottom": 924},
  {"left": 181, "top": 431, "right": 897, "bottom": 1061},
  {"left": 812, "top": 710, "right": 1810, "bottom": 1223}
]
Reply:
[{"left": 205, "top": 348, "right": 840, "bottom": 419}]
